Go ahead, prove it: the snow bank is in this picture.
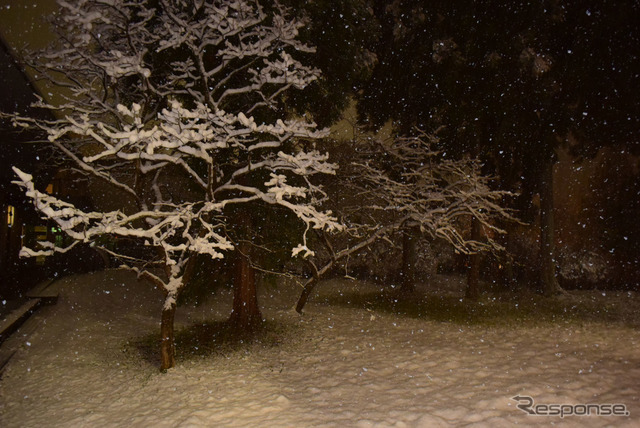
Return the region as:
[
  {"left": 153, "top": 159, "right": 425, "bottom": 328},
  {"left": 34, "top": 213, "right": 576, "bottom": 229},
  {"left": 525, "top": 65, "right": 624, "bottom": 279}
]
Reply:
[{"left": 1, "top": 270, "right": 638, "bottom": 427}]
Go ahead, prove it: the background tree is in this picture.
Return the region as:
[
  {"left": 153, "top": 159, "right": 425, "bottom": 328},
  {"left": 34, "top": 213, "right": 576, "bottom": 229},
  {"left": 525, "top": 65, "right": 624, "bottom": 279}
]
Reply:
[
  {"left": 296, "top": 131, "right": 515, "bottom": 312},
  {"left": 358, "top": 0, "right": 640, "bottom": 294},
  {"left": 6, "top": 0, "right": 341, "bottom": 370}
]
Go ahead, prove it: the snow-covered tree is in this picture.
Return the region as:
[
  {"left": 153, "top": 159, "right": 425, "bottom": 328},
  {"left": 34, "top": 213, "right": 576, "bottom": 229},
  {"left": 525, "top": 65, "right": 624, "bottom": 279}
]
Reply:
[
  {"left": 296, "top": 131, "right": 516, "bottom": 312},
  {"left": 5, "top": 0, "right": 340, "bottom": 370}
]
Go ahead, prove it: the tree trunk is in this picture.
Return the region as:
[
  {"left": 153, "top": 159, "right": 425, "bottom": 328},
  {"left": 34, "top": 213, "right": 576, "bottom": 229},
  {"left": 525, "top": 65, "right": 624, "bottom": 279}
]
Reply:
[
  {"left": 229, "top": 239, "right": 262, "bottom": 329},
  {"left": 295, "top": 278, "right": 316, "bottom": 314},
  {"left": 539, "top": 155, "right": 563, "bottom": 295},
  {"left": 465, "top": 217, "right": 482, "bottom": 300},
  {"left": 400, "top": 226, "right": 418, "bottom": 294},
  {"left": 160, "top": 298, "right": 176, "bottom": 371}
]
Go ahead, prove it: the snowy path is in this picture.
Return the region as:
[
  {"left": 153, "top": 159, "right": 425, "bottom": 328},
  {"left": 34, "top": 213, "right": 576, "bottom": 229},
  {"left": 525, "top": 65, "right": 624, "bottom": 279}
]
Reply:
[{"left": 0, "top": 269, "right": 638, "bottom": 427}]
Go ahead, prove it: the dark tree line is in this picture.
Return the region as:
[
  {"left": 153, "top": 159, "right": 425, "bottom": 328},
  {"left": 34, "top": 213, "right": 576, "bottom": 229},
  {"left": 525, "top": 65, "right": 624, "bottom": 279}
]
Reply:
[{"left": 355, "top": 0, "right": 639, "bottom": 294}]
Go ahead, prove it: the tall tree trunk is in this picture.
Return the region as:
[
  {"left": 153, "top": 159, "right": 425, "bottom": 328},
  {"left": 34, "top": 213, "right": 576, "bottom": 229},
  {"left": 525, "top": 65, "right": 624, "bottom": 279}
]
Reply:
[
  {"left": 229, "top": 239, "right": 262, "bottom": 329},
  {"left": 400, "top": 225, "right": 418, "bottom": 294},
  {"left": 498, "top": 219, "right": 517, "bottom": 290},
  {"left": 465, "top": 217, "right": 482, "bottom": 300},
  {"left": 539, "top": 155, "right": 563, "bottom": 295},
  {"left": 160, "top": 298, "right": 176, "bottom": 371}
]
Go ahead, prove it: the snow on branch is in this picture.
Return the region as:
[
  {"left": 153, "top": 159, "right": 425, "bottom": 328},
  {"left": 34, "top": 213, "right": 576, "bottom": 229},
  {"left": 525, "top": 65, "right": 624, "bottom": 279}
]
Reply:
[
  {"left": 295, "top": 131, "right": 517, "bottom": 312},
  {"left": 347, "top": 132, "right": 515, "bottom": 252},
  {"left": 9, "top": 0, "right": 340, "bottom": 303}
]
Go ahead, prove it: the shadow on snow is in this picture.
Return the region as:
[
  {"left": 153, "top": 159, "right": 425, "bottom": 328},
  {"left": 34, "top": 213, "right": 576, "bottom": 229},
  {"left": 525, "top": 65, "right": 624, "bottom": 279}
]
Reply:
[{"left": 126, "top": 319, "right": 300, "bottom": 367}]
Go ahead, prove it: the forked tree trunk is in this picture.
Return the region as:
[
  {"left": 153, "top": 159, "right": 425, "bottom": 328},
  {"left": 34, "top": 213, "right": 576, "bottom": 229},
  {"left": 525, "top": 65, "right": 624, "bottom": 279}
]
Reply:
[
  {"left": 539, "top": 155, "right": 563, "bottom": 296},
  {"left": 160, "top": 299, "right": 176, "bottom": 371},
  {"left": 296, "top": 279, "right": 316, "bottom": 314},
  {"left": 465, "top": 217, "right": 482, "bottom": 300},
  {"left": 229, "top": 240, "right": 262, "bottom": 329}
]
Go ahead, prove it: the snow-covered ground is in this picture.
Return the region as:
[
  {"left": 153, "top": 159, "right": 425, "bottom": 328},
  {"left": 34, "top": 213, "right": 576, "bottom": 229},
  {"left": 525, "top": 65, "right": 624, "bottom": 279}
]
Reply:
[{"left": 1, "top": 269, "right": 639, "bottom": 427}]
